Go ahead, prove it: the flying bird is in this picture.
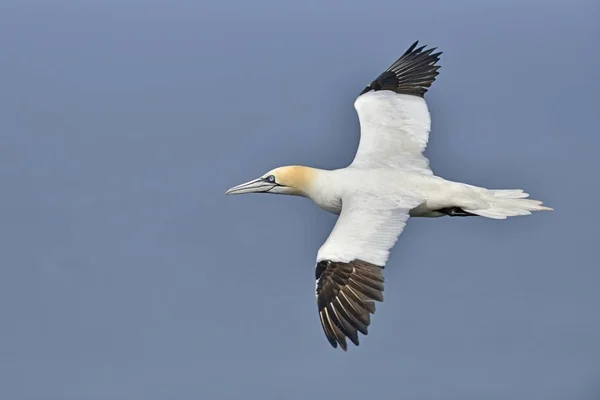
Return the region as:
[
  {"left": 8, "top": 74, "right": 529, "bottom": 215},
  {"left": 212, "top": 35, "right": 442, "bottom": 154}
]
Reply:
[{"left": 225, "top": 41, "right": 552, "bottom": 351}]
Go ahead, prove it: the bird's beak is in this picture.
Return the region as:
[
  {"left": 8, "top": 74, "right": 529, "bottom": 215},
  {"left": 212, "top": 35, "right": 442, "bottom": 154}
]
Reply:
[{"left": 225, "top": 178, "right": 275, "bottom": 195}]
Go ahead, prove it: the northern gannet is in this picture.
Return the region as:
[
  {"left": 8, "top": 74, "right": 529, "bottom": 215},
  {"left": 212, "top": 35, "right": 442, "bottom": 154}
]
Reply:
[{"left": 225, "top": 41, "right": 552, "bottom": 351}]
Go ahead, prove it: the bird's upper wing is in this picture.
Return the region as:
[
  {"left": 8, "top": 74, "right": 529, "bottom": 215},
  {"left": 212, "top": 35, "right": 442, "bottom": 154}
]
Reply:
[
  {"left": 314, "top": 193, "right": 421, "bottom": 350},
  {"left": 350, "top": 41, "right": 442, "bottom": 173}
]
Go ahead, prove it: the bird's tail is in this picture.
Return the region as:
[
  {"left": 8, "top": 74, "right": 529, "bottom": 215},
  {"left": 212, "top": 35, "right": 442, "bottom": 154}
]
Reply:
[{"left": 465, "top": 189, "right": 553, "bottom": 220}]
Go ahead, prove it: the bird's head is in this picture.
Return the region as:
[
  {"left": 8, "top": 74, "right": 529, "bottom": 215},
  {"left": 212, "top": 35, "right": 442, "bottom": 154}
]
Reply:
[{"left": 225, "top": 166, "right": 317, "bottom": 197}]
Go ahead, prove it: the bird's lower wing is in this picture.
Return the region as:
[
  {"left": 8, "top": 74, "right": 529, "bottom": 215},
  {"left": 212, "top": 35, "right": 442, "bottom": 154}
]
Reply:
[{"left": 314, "top": 194, "right": 421, "bottom": 350}]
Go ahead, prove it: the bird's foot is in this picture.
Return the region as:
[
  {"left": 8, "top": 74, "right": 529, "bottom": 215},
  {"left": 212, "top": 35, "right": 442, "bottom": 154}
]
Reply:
[{"left": 436, "top": 207, "right": 477, "bottom": 217}]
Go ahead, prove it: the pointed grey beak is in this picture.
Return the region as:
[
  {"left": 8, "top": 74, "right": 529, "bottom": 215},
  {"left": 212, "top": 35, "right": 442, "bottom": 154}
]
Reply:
[{"left": 225, "top": 178, "right": 276, "bottom": 195}]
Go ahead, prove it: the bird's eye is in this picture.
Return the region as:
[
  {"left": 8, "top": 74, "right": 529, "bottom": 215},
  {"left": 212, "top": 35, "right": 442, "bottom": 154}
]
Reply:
[{"left": 266, "top": 175, "right": 276, "bottom": 183}]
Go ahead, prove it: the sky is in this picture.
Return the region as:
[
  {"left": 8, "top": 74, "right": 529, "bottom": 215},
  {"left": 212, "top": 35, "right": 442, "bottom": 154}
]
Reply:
[{"left": 1, "top": 0, "right": 599, "bottom": 399}]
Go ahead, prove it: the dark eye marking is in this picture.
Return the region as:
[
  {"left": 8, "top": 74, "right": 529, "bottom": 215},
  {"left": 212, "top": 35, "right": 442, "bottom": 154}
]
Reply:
[{"left": 265, "top": 175, "right": 276, "bottom": 183}]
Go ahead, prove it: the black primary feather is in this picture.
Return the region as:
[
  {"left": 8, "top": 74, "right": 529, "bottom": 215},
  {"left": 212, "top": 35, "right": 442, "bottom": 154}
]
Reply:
[
  {"left": 360, "top": 40, "right": 442, "bottom": 97},
  {"left": 315, "top": 259, "right": 385, "bottom": 350}
]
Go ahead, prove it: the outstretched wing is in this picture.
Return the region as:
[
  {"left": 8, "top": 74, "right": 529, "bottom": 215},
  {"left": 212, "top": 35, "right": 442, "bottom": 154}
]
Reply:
[
  {"left": 351, "top": 41, "right": 442, "bottom": 172},
  {"left": 314, "top": 194, "right": 421, "bottom": 350}
]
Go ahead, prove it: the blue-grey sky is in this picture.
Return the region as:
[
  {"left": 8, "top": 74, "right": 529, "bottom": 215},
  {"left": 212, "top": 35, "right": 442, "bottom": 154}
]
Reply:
[{"left": 1, "top": 1, "right": 599, "bottom": 399}]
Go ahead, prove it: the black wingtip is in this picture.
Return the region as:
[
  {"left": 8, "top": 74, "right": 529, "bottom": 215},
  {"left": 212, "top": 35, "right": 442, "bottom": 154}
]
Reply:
[
  {"left": 316, "top": 259, "right": 384, "bottom": 351},
  {"left": 404, "top": 40, "right": 419, "bottom": 55},
  {"left": 360, "top": 40, "right": 442, "bottom": 97}
]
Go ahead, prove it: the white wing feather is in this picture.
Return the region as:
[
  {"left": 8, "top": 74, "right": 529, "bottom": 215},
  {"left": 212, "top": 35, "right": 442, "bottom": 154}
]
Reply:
[
  {"left": 317, "top": 194, "right": 421, "bottom": 267},
  {"left": 351, "top": 91, "right": 433, "bottom": 173}
]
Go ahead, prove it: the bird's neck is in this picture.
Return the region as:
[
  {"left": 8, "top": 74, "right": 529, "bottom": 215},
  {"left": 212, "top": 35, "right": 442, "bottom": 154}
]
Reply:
[
  {"left": 297, "top": 167, "right": 343, "bottom": 214},
  {"left": 277, "top": 165, "right": 341, "bottom": 212}
]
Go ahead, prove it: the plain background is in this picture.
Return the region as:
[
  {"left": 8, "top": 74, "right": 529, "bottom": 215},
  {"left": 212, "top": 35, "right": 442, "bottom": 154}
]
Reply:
[{"left": 1, "top": 0, "right": 599, "bottom": 399}]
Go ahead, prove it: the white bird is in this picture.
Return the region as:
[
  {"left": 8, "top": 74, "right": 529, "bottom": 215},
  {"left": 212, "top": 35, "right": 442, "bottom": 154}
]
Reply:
[{"left": 226, "top": 41, "right": 552, "bottom": 351}]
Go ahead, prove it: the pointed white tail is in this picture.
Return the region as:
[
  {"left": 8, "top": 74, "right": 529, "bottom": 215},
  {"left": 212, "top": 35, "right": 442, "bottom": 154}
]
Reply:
[{"left": 466, "top": 189, "right": 553, "bottom": 220}]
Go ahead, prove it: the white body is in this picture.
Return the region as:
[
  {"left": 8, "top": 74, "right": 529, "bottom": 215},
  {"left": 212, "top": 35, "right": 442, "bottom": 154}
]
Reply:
[{"left": 307, "top": 167, "right": 484, "bottom": 217}]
